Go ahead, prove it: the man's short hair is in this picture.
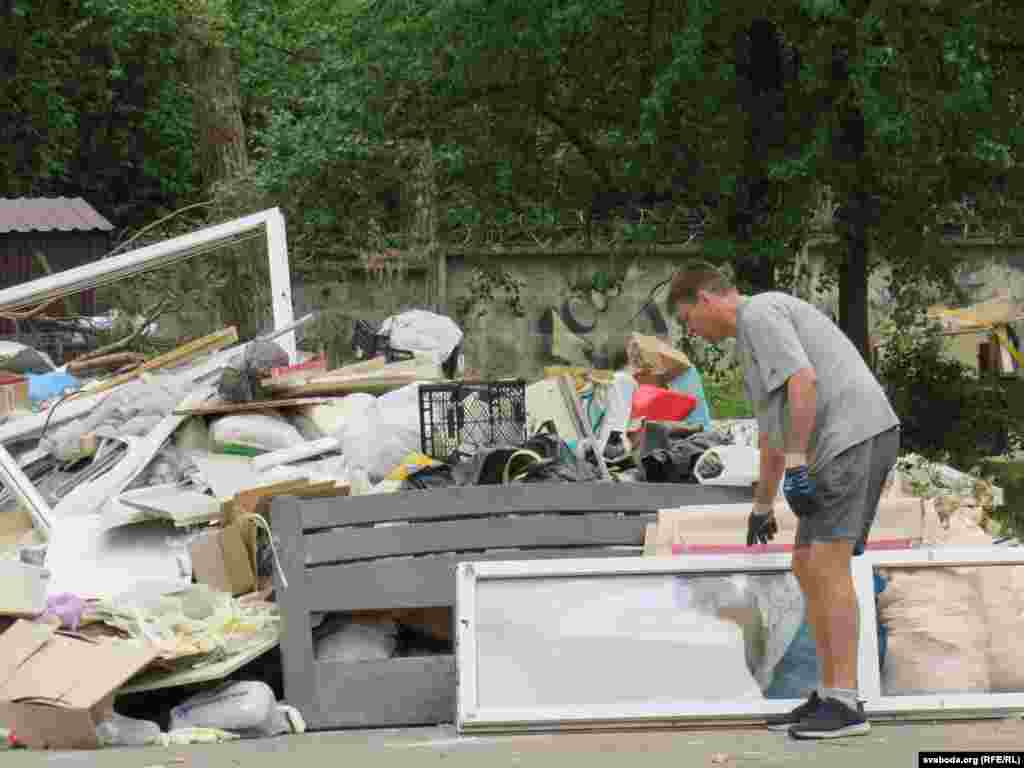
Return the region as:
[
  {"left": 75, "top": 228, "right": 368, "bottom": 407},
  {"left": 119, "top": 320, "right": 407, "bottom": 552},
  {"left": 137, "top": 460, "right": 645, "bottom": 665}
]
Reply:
[{"left": 666, "top": 261, "right": 734, "bottom": 315}]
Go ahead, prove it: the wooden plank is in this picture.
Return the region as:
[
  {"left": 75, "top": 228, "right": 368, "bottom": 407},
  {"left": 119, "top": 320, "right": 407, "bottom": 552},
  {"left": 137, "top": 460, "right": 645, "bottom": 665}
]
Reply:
[
  {"left": 299, "top": 483, "right": 753, "bottom": 530},
  {"left": 305, "top": 513, "right": 654, "bottom": 565},
  {"left": 78, "top": 326, "right": 239, "bottom": 397},
  {"left": 309, "top": 655, "right": 456, "bottom": 730},
  {"left": 272, "top": 496, "right": 322, "bottom": 725},
  {"left": 305, "top": 548, "right": 641, "bottom": 613},
  {"left": 173, "top": 397, "right": 330, "bottom": 416}
]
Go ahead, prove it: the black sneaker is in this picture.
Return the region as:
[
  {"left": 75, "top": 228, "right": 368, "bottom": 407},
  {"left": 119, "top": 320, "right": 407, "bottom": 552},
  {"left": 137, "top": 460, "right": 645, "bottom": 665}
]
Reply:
[
  {"left": 764, "top": 691, "right": 822, "bottom": 731},
  {"left": 789, "top": 697, "right": 870, "bottom": 739}
]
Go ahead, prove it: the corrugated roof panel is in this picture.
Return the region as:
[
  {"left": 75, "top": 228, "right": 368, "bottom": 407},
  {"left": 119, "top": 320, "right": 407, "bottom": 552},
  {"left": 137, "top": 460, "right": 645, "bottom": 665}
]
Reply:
[{"left": 0, "top": 197, "right": 114, "bottom": 233}]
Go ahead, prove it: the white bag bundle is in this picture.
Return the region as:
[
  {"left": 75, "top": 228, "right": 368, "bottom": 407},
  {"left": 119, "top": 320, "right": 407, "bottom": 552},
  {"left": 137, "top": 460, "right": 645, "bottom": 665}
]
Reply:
[
  {"left": 380, "top": 310, "right": 462, "bottom": 365},
  {"left": 210, "top": 413, "right": 306, "bottom": 455},
  {"left": 169, "top": 681, "right": 282, "bottom": 736},
  {"left": 335, "top": 385, "right": 423, "bottom": 480},
  {"left": 315, "top": 619, "right": 399, "bottom": 663}
]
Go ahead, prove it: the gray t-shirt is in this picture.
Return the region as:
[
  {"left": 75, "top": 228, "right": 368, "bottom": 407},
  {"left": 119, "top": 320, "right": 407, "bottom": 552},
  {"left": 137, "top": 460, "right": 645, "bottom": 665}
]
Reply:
[{"left": 735, "top": 292, "right": 899, "bottom": 471}]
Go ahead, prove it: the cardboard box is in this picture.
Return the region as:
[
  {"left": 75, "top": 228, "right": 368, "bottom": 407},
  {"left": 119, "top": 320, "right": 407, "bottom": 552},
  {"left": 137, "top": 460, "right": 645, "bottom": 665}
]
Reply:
[
  {"left": 189, "top": 523, "right": 256, "bottom": 597},
  {"left": 0, "top": 620, "right": 157, "bottom": 749}
]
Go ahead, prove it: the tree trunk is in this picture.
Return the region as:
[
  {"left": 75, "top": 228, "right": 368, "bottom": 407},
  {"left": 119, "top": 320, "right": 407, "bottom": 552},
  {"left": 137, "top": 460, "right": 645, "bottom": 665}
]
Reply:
[
  {"left": 731, "top": 19, "right": 783, "bottom": 295},
  {"left": 839, "top": 192, "right": 871, "bottom": 362},
  {"left": 184, "top": 19, "right": 248, "bottom": 191}
]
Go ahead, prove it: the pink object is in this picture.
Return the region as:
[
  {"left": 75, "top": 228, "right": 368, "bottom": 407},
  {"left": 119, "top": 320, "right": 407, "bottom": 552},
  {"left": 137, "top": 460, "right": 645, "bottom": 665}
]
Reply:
[
  {"left": 41, "top": 593, "right": 87, "bottom": 632},
  {"left": 670, "top": 539, "right": 913, "bottom": 555},
  {"left": 630, "top": 385, "right": 697, "bottom": 422}
]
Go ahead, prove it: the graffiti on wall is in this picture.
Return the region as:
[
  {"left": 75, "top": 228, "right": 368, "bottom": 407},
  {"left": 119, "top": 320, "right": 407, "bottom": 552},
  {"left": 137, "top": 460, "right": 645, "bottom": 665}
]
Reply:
[{"left": 537, "top": 269, "right": 670, "bottom": 369}]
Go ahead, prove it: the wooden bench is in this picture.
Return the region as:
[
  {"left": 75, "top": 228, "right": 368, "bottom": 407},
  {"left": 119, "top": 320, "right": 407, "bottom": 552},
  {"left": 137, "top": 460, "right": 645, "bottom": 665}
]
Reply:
[{"left": 271, "top": 482, "right": 752, "bottom": 730}]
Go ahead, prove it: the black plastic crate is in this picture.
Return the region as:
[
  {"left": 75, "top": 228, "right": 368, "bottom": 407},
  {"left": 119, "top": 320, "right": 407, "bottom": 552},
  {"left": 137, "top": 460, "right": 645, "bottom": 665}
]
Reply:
[{"left": 418, "top": 380, "right": 527, "bottom": 461}]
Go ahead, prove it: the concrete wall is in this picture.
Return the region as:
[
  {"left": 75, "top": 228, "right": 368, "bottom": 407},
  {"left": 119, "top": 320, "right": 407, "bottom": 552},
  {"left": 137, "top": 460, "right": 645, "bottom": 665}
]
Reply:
[{"left": 285, "top": 239, "right": 1024, "bottom": 380}]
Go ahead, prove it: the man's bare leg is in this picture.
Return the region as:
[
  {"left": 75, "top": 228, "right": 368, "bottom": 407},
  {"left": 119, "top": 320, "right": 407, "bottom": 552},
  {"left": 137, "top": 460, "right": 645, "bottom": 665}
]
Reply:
[
  {"left": 792, "top": 546, "right": 827, "bottom": 687},
  {"left": 806, "top": 539, "right": 858, "bottom": 690}
]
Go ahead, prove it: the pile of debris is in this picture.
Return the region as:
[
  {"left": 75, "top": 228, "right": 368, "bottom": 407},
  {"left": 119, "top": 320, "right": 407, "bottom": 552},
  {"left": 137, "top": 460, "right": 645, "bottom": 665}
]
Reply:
[
  {"left": 3, "top": 302, "right": 1019, "bottom": 749},
  {"left": 1, "top": 307, "right": 767, "bottom": 751}
]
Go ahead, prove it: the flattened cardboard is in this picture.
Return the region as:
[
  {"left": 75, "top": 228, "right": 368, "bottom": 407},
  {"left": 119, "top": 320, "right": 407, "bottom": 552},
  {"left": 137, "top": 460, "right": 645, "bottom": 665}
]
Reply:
[{"left": 0, "top": 619, "right": 157, "bottom": 749}]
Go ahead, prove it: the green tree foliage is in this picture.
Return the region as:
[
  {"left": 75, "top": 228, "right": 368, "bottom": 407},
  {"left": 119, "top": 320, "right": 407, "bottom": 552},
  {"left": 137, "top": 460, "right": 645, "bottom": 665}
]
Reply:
[
  {"left": 245, "top": 0, "right": 1024, "bottom": 356},
  {"left": 0, "top": 0, "right": 198, "bottom": 227}
]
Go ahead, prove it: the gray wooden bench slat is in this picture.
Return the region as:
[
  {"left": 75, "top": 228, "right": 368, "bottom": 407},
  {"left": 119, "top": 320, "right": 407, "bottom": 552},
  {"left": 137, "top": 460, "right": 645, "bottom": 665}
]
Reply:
[
  {"left": 305, "top": 547, "right": 640, "bottom": 613},
  {"left": 299, "top": 483, "right": 752, "bottom": 530},
  {"left": 309, "top": 656, "right": 456, "bottom": 729},
  {"left": 304, "top": 512, "right": 653, "bottom": 565}
]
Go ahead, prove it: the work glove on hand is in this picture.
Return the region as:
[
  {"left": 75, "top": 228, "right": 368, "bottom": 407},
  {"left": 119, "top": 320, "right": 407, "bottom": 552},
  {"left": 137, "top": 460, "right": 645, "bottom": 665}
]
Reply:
[
  {"left": 747, "top": 503, "right": 778, "bottom": 546},
  {"left": 783, "top": 459, "right": 818, "bottom": 518}
]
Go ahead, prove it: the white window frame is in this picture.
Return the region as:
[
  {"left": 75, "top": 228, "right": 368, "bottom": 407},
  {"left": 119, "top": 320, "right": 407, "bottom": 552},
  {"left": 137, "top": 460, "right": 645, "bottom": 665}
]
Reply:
[
  {"left": 0, "top": 208, "right": 296, "bottom": 533},
  {"left": 859, "top": 546, "right": 1024, "bottom": 717},
  {"left": 455, "top": 553, "right": 878, "bottom": 732},
  {"left": 0, "top": 207, "right": 295, "bottom": 361}
]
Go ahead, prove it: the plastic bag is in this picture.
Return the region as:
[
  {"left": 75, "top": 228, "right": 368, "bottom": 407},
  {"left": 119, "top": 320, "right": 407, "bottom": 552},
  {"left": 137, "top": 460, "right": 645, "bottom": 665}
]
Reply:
[
  {"left": 379, "top": 310, "right": 463, "bottom": 366},
  {"left": 170, "top": 681, "right": 280, "bottom": 736},
  {"left": 218, "top": 340, "right": 290, "bottom": 403},
  {"left": 210, "top": 413, "right": 306, "bottom": 455},
  {"left": 335, "top": 385, "right": 423, "bottom": 480},
  {"left": 27, "top": 371, "right": 80, "bottom": 402},
  {"left": 41, "top": 372, "right": 191, "bottom": 462},
  {"left": 95, "top": 712, "right": 162, "bottom": 747},
  {"left": 315, "top": 619, "right": 398, "bottom": 663}
]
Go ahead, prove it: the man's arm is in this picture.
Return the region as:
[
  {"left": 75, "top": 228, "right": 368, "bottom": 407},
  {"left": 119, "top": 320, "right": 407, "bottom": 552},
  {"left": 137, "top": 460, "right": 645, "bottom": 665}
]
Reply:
[
  {"left": 756, "top": 433, "right": 786, "bottom": 507},
  {"left": 785, "top": 367, "right": 818, "bottom": 467}
]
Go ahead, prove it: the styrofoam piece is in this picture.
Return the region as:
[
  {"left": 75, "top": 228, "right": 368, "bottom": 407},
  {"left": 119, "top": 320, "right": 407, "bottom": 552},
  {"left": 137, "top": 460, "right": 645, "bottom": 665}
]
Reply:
[
  {"left": 694, "top": 445, "right": 760, "bottom": 487},
  {"left": 251, "top": 437, "right": 340, "bottom": 472}
]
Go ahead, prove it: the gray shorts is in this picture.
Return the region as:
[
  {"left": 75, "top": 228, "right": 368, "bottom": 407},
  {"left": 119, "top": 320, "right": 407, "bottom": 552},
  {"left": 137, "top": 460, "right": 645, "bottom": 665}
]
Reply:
[{"left": 795, "top": 427, "right": 900, "bottom": 555}]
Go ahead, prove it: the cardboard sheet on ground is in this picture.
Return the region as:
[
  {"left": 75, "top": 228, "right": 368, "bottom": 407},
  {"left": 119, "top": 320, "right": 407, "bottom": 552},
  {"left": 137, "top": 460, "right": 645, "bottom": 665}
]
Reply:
[
  {"left": 44, "top": 514, "right": 192, "bottom": 600},
  {"left": 117, "top": 634, "right": 279, "bottom": 694}
]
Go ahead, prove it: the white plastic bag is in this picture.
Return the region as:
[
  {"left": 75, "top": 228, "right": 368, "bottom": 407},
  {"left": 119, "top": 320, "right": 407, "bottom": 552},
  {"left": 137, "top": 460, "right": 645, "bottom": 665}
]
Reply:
[
  {"left": 335, "top": 385, "right": 423, "bottom": 480},
  {"left": 315, "top": 619, "right": 399, "bottom": 663},
  {"left": 95, "top": 712, "right": 162, "bottom": 747},
  {"left": 169, "top": 681, "right": 279, "bottom": 736},
  {"left": 210, "top": 413, "right": 306, "bottom": 454},
  {"left": 380, "top": 310, "right": 462, "bottom": 365}
]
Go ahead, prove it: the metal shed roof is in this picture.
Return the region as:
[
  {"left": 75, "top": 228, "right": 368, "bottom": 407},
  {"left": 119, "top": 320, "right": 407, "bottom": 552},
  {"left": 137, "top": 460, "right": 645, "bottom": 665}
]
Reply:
[{"left": 0, "top": 197, "right": 114, "bottom": 234}]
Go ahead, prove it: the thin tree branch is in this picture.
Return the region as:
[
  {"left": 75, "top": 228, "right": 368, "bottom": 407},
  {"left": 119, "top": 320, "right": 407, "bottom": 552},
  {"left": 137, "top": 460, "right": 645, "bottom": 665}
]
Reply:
[{"left": 72, "top": 297, "right": 171, "bottom": 363}]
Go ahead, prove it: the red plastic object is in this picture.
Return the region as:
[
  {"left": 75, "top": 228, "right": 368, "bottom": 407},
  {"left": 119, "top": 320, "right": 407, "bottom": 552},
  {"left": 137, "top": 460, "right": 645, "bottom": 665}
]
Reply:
[
  {"left": 631, "top": 384, "right": 697, "bottom": 422},
  {"left": 670, "top": 539, "right": 913, "bottom": 555}
]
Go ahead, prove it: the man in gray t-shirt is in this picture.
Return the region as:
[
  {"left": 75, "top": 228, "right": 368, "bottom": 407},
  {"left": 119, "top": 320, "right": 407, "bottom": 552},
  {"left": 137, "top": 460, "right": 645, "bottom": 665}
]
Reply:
[{"left": 667, "top": 262, "right": 900, "bottom": 741}]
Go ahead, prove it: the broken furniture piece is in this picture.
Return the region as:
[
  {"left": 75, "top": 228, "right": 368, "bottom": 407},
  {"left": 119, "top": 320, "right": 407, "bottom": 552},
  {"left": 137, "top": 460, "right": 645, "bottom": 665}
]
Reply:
[{"left": 271, "top": 482, "right": 752, "bottom": 730}]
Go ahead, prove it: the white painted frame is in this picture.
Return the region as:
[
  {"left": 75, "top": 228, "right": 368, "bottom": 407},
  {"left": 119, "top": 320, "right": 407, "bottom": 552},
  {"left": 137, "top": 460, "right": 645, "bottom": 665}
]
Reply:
[
  {"left": 455, "top": 554, "right": 878, "bottom": 732},
  {"left": 859, "top": 546, "right": 1024, "bottom": 717},
  {"left": 0, "top": 209, "right": 295, "bottom": 532},
  {"left": 0, "top": 207, "right": 295, "bottom": 360}
]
